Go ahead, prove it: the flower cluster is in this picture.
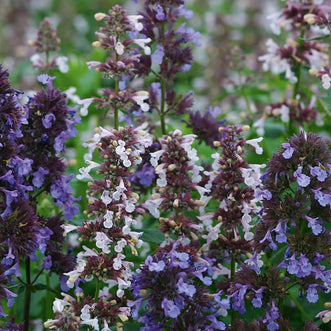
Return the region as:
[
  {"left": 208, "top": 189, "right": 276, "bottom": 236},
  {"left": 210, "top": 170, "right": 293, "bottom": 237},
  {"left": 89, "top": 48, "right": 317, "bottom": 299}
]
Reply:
[
  {"left": 258, "top": 0, "right": 330, "bottom": 130},
  {"left": 228, "top": 131, "right": 331, "bottom": 329},
  {"left": 87, "top": 5, "right": 151, "bottom": 124},
  {"left": 18, "top": 74, "right": 81, "bottom": 219},
  {"left": 145, "top": 129, "right": 205, "bottom": 240},
  {"left": 200, "top": 125, "right": 264, "bottom": 272},
  {"left": 29, "top": 18, "right": 69, "bottom": 73},
  {"left": 129, "top": 240, "right": 230, "bottom": 330},
  {"left": 50, "top": 125, "right": 153, "bottom": 329},
  {"left": 0, "top": 64, "right": 80, "bottom": 326}
]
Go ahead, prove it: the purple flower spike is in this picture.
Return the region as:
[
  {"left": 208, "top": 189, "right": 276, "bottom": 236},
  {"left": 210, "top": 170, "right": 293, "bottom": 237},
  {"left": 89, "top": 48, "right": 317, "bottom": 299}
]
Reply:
[
  {"left": 281, "top": 143, "right": 295, "bottom": 159},
  {"left": 161, "top": 297, "right": 181, "bottom": 318}
]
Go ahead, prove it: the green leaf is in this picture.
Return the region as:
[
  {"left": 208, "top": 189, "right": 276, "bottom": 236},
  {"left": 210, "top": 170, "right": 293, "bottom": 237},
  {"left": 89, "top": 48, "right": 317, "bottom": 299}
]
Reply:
[
  {"left": 32, "top": 283, "right": 60, "bottom": 295},
  {"left": 141, "top": 228, "right": 165, "bottom": 244}
]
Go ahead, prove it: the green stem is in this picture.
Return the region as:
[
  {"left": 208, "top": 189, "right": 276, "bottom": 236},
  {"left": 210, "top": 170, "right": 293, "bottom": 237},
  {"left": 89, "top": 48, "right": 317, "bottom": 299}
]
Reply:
[
  {"left": 289, "top": 29, "right": 305, "bottom": 135},
  {"left": 23, "top": 258, "right": 31, "bottom": 331},
  {"left": 114, "top": 79, "right": 119, "bottom": 130},
  {"left": 94, "top": 279, "right": 100, "bottom": 302},
  {"left": 160, "top": 77, "right": 167, "bottom": 135}
]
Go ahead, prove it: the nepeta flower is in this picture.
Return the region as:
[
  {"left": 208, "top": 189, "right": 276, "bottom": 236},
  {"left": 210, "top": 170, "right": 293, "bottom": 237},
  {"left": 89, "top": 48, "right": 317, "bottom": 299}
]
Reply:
[
  {"left": 255, "top": 131, "right": 331, "bottom": 307},
  {"left": 184, "top": 106, "right": 225, "bottom": 148},
  {"left": 28, "top": 18, "right": 68, "bottom": 73},
  {"left": 130, "top": 241, "right": 229, "bottom": 330}
]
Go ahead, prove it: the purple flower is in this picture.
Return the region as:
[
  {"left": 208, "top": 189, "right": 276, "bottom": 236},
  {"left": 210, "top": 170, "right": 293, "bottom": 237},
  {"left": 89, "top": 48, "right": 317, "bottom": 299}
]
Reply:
[
  {"left": 43, "top": 255, "right": 52, "bottom": 269},
  {"left": 177, "top": 5, "right": 194, "bottom": 20},
  {"left": 259, "top": 230, "right": 277, "bottom": 250},
  {"left": 311, "top": 188, "right": 330, "bottom": 207},
  {"left": 263, "top": 301, "right": 279, "bottom": 331},
  {"left": 155, "top": 5, "right": 165, "bottom": 21},
  {"left": 151, "top": 45, "right": 165, "bottom": 65},
  {"left": 32, "top": 166, "right": 49, "bottom": 188},
  {"left": 176, "top": 277, "right": 196, "bottom": 298},
  {"left": 273, "top": 223, "right": 287, "bottom": 243},
  {"left": 287, "top": 254, "right": 299, "bottom": 275},
  {"left": 307, "top": 285, "right": 319, "bottom": 303},
  {"left": 145, "top": 255, "right": 165, "bottom": 272},
  {"left": 42, "top": 113, "right": 56, "bottom": 129},
  {"left": 281, "top": 143, "right": 295, "bottom": 159},
  {"left": 293, "top": 166, "right": 310, "bottom": 187},
  {"left": 229, "top": 283, "right": 249, "bottom": 314},
  {"left": 11, "top": 157, "right": 33, "bottom": 177},
  {"left": 252, "top": 288, "right": 264, "bottom": 308},
  {"left": 161, "top": 297, "right": 181, "bottom": 318},
  {"left": 244, "top": 252, "right": 262, "bottom": 274},
  {"left": 175, "top": 23, "right": 201, "bottom": 47},
  {"left": 172, "top": 251, "right": 190, "bottom": 269},
  {"left": 305, "top": 216, "right": 323, "bottom": 235},
  {"left": 54, "top": 131, "right": 68, "bottom": 152},
  {"left": 37, "top": 74, "right": 55, "bottom": 85},
  {"left": 36, "top": 226, "right": 53, "bottom": 254},
  {"left": 309, "top": 165, "right": 328, "bottom": 182}
]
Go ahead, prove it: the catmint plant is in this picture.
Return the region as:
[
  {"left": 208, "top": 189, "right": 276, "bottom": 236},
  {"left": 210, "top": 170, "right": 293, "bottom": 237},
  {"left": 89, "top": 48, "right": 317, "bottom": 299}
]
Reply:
[
  {"left": 86, "top": 5, "right": 151, "bottom": 129},
  {"left": 258, "top": 0, "right": 330, "bottom": 134},
  {"left": 137, "top": 0, "right": 199, "bottom": 134},
  {"left": 29, "top": 18, "right": 69, "bottom": 73},
  {"left": 230, "top": 130, "right": 331, "bottom": 330},
  {"left": 46, "top": 125, "right": 153, "bottom": 330},
  {"left": 129, "top": 240, "right": 230, "bottom": 330},
  {"left": 0, "top": 60, "right": 80, "bottom": 330}
]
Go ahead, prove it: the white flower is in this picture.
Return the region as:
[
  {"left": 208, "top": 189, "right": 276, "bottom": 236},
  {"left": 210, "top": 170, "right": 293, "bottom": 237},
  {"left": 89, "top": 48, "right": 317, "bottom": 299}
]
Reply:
[
  {"left": 77, "top": 160, "right": 99, "bottom": 180},
  {"left": 113, "top": 179, "right": 127, "bottom": 201},
  {"left": 95, "top": 232, "right": 112, "bottom": 254},
  {"left": 321, "top": 74, "right": 331, "bottom": 90},
  {"left": 113, "top": 253, "right": 125, "bottom": 270},
  {"left": 150, "top": 150, "right": 164, "bottom": 167},
  {"left": 132, "top": 91, "right": 150, "bottom": 112},
  {"left": 101, "top": 190, "right": 112, "bottom": 206},
  {"left": 30, "top": 53, "right": 42, "bottom": 66},
  {"left": 81, "top": 317, "right": 99, "bottom": 331},
  {"left": 103, "top": 210, "right": 114, "bottom": 228},
  {"left": 246, "top": 137, "right": 263, "bottom": 154},
  {"left": 62, "top": 224, "right": 77, "bottom": 235},
  {"left": 133, "top": 38, "right": 152, "bottom": 55},
  {"left": 144, "top": 197, "right": 163, "bottom": 218},
  {"left": 128, "top": 15, "right": 144, "bottom": 31},
  {"left": 253, "top": 117, "right": 265, "bottom": 136},
  {"left": 280, "top": 105, "right": 290, "bottom": 122},
  {"left": 115, "top": 238, "right": 127, "bottom": 253},
  {"left": 115, "top": 41, "right": 125, "bottom": 55},
  {"left": 80, "top": 304, "right": 92, "bottom": 320},
  {"left": 78, "top": 98, "right": 94, "bottom": 116},
  {"left": 55, "top": 56, "right": 69, "bottom": 73},
  {"left": 52, "top": 298, "right": 70, "bottom": 313},
  {"left": 64, "top": 87, "right": 81, "bottom": 103}
]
